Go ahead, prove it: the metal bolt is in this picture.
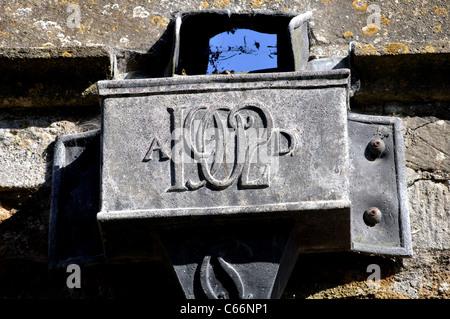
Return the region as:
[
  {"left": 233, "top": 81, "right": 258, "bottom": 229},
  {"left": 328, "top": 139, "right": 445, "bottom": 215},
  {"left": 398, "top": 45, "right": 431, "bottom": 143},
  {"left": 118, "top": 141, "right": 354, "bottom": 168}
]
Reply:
[
  {"left": 368, "top": 138, "right": 385, "bottom": 158},
  {"left": 363, "top": 207, "right": 382, "bottom": 226}
]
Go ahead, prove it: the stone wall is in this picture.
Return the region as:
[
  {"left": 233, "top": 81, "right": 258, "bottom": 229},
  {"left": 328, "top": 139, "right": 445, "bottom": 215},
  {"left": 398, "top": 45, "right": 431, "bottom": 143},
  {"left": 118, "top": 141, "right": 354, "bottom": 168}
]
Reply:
[{"left": 0, "top": 0, "right": 448, "bottom": 299}]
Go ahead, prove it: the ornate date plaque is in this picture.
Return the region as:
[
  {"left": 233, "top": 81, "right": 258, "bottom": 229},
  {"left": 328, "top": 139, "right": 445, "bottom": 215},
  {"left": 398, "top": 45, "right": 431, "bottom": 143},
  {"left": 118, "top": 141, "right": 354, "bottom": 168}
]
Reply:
[{"left": 97, "top": 71, "right": 350, "bottom": 222}]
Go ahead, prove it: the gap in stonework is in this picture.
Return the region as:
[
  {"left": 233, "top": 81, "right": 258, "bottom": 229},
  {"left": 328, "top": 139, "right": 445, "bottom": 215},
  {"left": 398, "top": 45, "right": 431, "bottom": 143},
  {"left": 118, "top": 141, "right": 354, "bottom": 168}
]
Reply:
[{"left": 206, "top": 28, "right": 278, "bottom": 74}]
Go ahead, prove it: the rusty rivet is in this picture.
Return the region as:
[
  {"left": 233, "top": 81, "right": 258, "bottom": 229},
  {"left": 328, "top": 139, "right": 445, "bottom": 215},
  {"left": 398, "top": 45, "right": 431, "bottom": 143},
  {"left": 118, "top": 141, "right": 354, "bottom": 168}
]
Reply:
[
  {"left": 363, "top": 207, "right": 382, "bottom": 226},
  {"left": 367, "top": 138, "right": 385, "bottom": 158},
  {"left": 218, "top": 292, "right": 227, "bottom": 299}
]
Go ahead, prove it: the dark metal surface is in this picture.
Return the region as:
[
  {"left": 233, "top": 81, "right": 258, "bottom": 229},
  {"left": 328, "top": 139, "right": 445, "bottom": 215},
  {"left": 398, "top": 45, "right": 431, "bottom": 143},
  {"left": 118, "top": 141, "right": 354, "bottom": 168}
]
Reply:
[
  {"left": 348, "top": 113, "right": 412, "bottom": 256},
  {"left": 161, "top": 221, "right": 294, "bottom": 299},
  {"left": 49, "top": 129, "right": 104, "bottom": 269}
]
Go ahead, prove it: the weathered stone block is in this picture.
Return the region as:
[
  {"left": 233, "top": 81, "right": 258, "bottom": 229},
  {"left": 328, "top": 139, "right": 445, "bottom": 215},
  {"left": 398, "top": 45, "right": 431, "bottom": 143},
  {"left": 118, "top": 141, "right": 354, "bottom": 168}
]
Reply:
[
  {"left": 403, "top": 117, "right": 450, "bottom": 172},
  {"left": 1, "top": 1, "right": 448, "bottom": 58},
  {"left": 408, "top": 180, "right": 449, "bottom": 250},
  {"left": 0, "top": 110, "right": 98, "bottom": 190}
]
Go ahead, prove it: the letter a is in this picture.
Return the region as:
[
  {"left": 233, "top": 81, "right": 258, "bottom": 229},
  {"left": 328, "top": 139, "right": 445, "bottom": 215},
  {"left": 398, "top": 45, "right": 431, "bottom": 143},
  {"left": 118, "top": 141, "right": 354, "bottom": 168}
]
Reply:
[
  {"left": 143, "top": 136, "right": 170, "bottom": 162},
  {"left": 67, "top": 4, "right": 81, "bottom": 29},
  {"left": 366, "top": 264, "right": 381, "bottom": 289},
  {"left": 66, "top": 264, "right": 81, "bottom": 288}
]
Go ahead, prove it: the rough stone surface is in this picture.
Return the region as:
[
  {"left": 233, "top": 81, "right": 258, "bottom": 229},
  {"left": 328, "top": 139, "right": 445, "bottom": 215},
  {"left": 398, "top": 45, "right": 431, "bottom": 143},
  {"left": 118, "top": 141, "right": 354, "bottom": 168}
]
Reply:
[
  {"left": 408, "top": 180, "right": 449, "bottom": 250},
  {"left": 0, "top": 47, "right": 111, "bottom": 108},
  {"left": 0, "top": 108, "right": 100, "bottom": 190},
  {"left": 283, "top": 249, "right": 449, "bottom": 299},
  {"left": 351, "top": 53, "right": 450, "bottom": 107},
  {"left": 403, "top": 116, "right": 450, "bottom": 171},
  {"left": 0, "top": 1, "right": 448, "bottom": 55}
]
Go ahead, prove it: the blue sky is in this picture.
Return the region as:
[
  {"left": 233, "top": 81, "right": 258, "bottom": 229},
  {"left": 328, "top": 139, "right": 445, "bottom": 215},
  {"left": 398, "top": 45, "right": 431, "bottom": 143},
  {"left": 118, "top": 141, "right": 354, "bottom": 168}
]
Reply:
[{"left": 207, "top": 29, "right": 278, "bottom": 74}]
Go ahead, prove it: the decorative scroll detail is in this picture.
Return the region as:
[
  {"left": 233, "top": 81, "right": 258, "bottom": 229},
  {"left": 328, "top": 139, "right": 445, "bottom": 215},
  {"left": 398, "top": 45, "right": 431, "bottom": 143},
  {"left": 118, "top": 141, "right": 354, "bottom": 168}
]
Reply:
[{"left": 199, "top": 239, "right": 253, "bottom": 299}]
